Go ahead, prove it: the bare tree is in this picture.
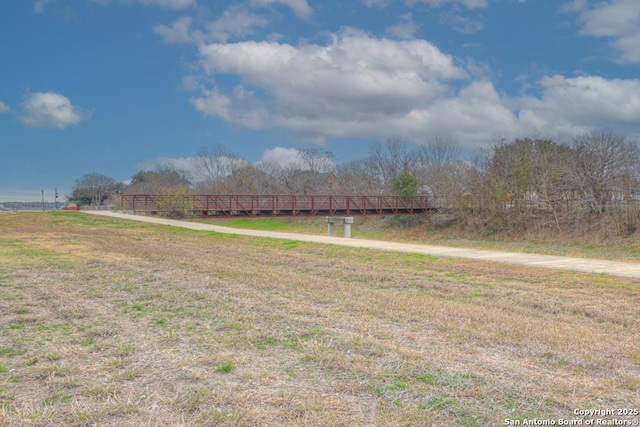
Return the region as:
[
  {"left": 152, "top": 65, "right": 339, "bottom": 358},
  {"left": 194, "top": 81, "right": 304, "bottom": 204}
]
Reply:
[
  {"left": 195, "top": 145, "right": 248, "bottom": 192},
  {"left": 292, "top": 148, "right": 336, "bottom": 194},
  {"left": 469, "top": 138, "right": 574, "bottom": 232},
  {"left": 432, "top": 160, "right": 482, "bottom": 227},
  {"left": 336, "top": 158, "right": 383, "bottom": 194},
  {"left": 369, "top": 136, "right": 417, "bottom": 193},
  {"left": 414, "top": 135, "right": 462, "bottom": 200},
  {"left": 567, "top": 130, "right": 639, "bottom": 214},
  {"left": 415, "top": 135, "right": 461, "bottom": 168},
  {"left": 257, "top": 162, "right": 289, "bottom": 194},
  {"left": 527, "top": 140, "right": 573, "bottom": 231},
  {"left": 125, "top": 166, "right": 191, "bottom": 195},
  {"left": 221, "top": 164, "right": 280, "bottom": 194},
  {"left": 297, "top": 148, "right": 335, "bottom": 174},
  {"left": 70, "top": 173, "right": 119, "bottom": 206}
]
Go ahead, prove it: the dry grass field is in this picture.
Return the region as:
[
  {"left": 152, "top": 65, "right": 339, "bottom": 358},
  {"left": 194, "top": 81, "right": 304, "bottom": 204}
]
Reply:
[{"left": 1, "top": 212, "right": 639, "bottom": 426}]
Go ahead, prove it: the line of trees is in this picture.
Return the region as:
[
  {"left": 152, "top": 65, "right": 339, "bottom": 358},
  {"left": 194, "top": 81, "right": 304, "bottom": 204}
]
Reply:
[
  {"left": 474, "top": 131, "right": 640, "bottom": 236},
  {"left": 70, "top": 129, "right": 640, "bottom": 236}
]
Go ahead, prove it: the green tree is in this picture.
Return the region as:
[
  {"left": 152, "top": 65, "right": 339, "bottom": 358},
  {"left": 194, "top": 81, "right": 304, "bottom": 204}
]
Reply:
[{"left": 392, "top": 172, "right": 418, "bottom": 196}]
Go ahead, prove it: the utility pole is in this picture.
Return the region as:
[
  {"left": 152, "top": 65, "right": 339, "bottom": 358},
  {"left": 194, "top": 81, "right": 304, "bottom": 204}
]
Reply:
[
  {"left": 41, "top": 190, "right": 45, "bottom": 212},
  {"left": 55, "top": 188, "right": 59, "bottom": 210}
]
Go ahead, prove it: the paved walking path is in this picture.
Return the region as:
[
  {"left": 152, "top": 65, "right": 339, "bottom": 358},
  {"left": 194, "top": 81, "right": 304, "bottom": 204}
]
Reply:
[{"left": 84, "top": 211, "right": 640, "bottom": 279}]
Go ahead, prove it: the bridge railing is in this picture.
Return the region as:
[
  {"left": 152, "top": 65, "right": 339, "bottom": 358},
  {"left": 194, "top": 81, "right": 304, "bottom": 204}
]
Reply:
[{"left": 121, "top": 194, "right": 430, "bottom": 216}]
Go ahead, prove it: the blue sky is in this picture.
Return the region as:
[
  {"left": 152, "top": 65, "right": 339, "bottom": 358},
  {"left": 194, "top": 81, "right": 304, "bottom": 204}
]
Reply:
[{"left": 1, "top": 0, "right": 639, "bottom": 201}]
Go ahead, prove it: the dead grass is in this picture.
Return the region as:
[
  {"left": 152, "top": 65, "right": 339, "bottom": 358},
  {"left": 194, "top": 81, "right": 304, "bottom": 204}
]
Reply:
[{"left": 0, "top": 212, "right": 638, "bottom": 426}]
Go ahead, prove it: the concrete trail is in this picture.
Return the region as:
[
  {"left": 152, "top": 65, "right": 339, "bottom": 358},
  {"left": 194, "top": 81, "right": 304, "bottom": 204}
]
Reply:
[{"left": 84, "top": 211, "right": 640, "bottom": 279}]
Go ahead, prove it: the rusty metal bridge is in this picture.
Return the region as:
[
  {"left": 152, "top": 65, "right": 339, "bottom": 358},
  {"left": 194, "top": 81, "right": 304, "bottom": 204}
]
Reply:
[{"left": 121, "top": 194, "right": 430, "bottom": 217}]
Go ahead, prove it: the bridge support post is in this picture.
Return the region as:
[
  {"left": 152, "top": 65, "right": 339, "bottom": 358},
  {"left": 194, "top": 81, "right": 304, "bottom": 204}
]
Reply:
[
  {"left": 344, "top": 221, "right": 352, "bottom": 238},
  {"left": 326, "top": 216, "right": 354, "bottom": 238}
]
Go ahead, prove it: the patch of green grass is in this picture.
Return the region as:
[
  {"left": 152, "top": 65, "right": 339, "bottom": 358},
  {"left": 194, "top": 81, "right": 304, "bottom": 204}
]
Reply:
[
  {"left": 471, "top": 288, "right": 484, "bottom": 298},
  {"left": 419, "top": 395, "right": 486, "bottom": 426},
  {"left": 250, "top": 236, "right": 305, "bottom": 249},
  {"left": 0, "top": 236, "right": 75, "bottom": 268},
  {"left": 282, "top": 336, "right": 301, "bottom": 349},
  {"left": 0, "top": 389, "right": 16, "bottom": 403},
  {"left": 125, "top": 303, "right": 154, "bottom": 316},
  {"left": 121, "top": 283, "right": 137, "bottom": 294},
  {"left": 224, "top": 218, "right": 306, "bottom": 231},
  {"left": 445, "top": 272, "right": 467, "bottom": 281},
  {"left": 420, "top": 395, "right": 458, "bottom": 410},
  {"left": 153, "top": 317, "right": 168, "bottom": 327},
  {"left": 80, "top": 338, "right": 95, "bottom": 347},
  {"left": 43, "top": 393, "right": 73, "bottom": 406},
  {"left": 281, "top": 240, "right": 301, "bottom": 248},
  {"left": 42, "top": 352, "right": 60, "bottom": 361},
  {"left": 256, "top": 336, "right": 280, "bottom": 349},
  {"left": 213, "top": 362, "right": 235, "bottom": 374},
  {"left": 415, "top": 369, "right": 476, "bottom": 391},
  {"left": 204, "top": 230, "right": 238, "bottom": 238},
  {"left": 434, "top": 235, "right": 640, "bottom": 262},
  {"left": 75, "top": 409, "right": 105, "bottom": 423},
  {"left": 0, "top": 348, "right": 24, "bottom": 358},
  {"left": 0, "top": 365, "right": 9, "bottom": 373},
  {"left": 385, "top": 376, "right": 411, "bottom": 391},
  {"left": 299, "top": 327, "right": 326, "bottom": 341},
  {"left": 113, "top": 342, "right": 135, "bottom": 357},
  {"left": 34, "top": 323, "right": 72, "bottom": 334},
  {"left": 285, "top": 368, "right": 297, "bottom": 378},
  {"left": 48, "top": 212, "right": 155, "bottom": 234},
  {"left": 404, "top": 252, "right": 438, "bottom": 263},
  {"left": 591, "top": 276, "right": 638, "bottom": 291}
]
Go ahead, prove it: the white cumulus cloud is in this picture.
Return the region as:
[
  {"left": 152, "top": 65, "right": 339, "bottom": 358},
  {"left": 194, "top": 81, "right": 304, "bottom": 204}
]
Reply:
[
  {"left": 250, "top": 0, "right": 312, "bottom": 18},
  {"left": 136, "top": 0, "right": 196, "bottom": 9},
  {"left": 190, "top": 88, "right": 233, "bottom": 121},
  {"left": 361, "top": 0, "right": 391, "bottom": 8},
  {"left": 386, "top": 13, "right": 419, "bottom": 39},
  {"left": 438, "top": 10, "right": 485, "bottom": 34},
  {"left": 568, "top": 0, "right": 640, "bottom": 63},
  {"left": 155, "top": 7, "right": 271, "bottom": 44},
  {"left": 186, "top": 28, "right": 640, "bottom": 147},
  {"left": 190, "top": 29, "right": 475, "bottom": 143},
  {"left": 0, "top": 101, "right": 9, "bottom": 114},
  {"left": 89, "top": 0, "right": 195, "bottom": 8},
  {"left": 20, "top": 92, "right": 90, "bottom": 129},
  {"left": 207, "top": 6, "right": 270, "bottom": 42},
  {"left": 517, "top": 75, "right": 640, "bottom": 137},
  {"left": 407, "top": 0, "right": 487, "bottom": 8},
  {"left": 154, "top": 16, "right": 197, "bottom": 44},
  {"left": 259, "top": 147, "right": 306, "bottom": 169},
  {"left": 33, "top": 0, "right": 55, "bottom": 14},
  {"left": 363, "top": 0, "right": 487, "bottom": 8}
]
